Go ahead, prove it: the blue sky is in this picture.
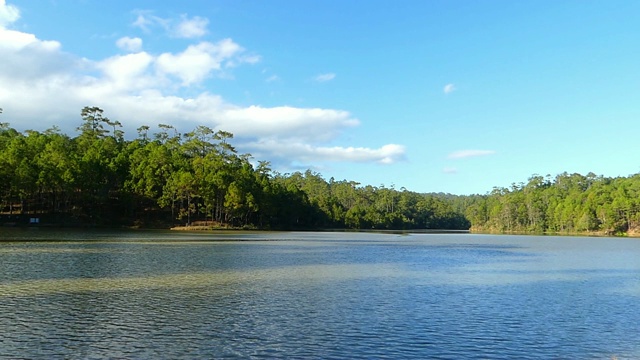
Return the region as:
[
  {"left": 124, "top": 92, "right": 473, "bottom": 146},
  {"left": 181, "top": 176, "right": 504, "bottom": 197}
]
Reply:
[{"left": 1, "top": 0, "right": 640, "bottom": 195}]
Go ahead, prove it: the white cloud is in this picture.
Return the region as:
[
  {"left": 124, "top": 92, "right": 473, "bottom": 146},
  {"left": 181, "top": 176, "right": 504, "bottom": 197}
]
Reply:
[
  {"left": 246, "top": 141, "right": 406, "bottom": 165},
  {"left": 443, "top": 83, "right": 456, "bottom": 94},
  {"left": 0, "top": 23, "right": 405, "bottom": 168},
  {"left": 443, "top": 167, "right": 458, "bottom": 174},
  {"left": 156, "top": 39, "right": 244, "bottom": 85},
  {"left": 132, "top": 14, "right": 149, "bottom": 29},
  {"left": 97, "top": 52, "right": 156, "bottom": 91},
  {"left": 0, "top": 28, "right": 70, "bottom": 81},
  {"left": 265, "top": 75, "right": 279, "bottom": 82},
  {"left": 237, "top": 54, "right": 261, "bottom": 65},
  {"left": 447, "top": 150, "right": 496, "bottom": 159},
  {"left": 315, "top": 73, "right": 336, "bottom": 82},
  {"left": 132, "top": 12, "right": 166, "bottom": 33},
  {"left": 0, "top": 27, "right": 61, "bottom": 51},
  {"left": 0, "top": 0, "right": 19, "bottom": 28},
  {"left": 132, "top": 12, "right": 208, "bottom": 39},
  {"left": 222, "top": 105, "right": 359, "bottom": 142},
  {"left": 174, "top": 15, "right": 208, "bottom": 38},
  {"left": 116, "top": 36, "right": 143, "bottom": 52}
]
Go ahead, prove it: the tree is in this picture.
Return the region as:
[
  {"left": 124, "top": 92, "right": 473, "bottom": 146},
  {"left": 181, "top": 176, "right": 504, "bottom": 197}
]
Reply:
[
  {"left": 78, "top": 106, "right": 109, "bottom": 140},
  {"left": 0, "top": 105, "right": 477, "bottom": 230}
]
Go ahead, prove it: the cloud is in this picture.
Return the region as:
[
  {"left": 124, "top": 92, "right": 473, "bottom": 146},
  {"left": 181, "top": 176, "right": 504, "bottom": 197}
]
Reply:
[
  {"left": 246, "top": 141, "right": 406, "bottom": 165},
  {"left": 156, "top": 39, "right": 246, "bottom": 85},
  {"left": 0, "top": 27, "right": 71, "bottom": 80},
  {"left": 0, "top": 19, "right": 405, "bottom": 168},
  {"left": 443, "top": 167, "right": 458, "bottom": 174},
  {"left": 265, "top": 74, "right": 279, "bottom": 82},
  {"left": 132, "top": 12, "right": 208, "bottom": 39},
  {"left": 0, "top": 0, "right": 19, "bottom": 27},
  {"left": 116, "top": 36, "right": 143, "bottom": 52},
  {"left": 443, "top": 83, "right": 456, "bottom": 94},
  {"left": 174, "top": 15, "right": 208, "bottom": 38},
  {"left": 131, "top": 12, "right": 161, "bottom": 33},
  {"left": 315, "top": 73, "right": 336, "bottom": 82},
  {"left": 447, "top": 150, "right": 496, "bottom": 159},
  {"left": 222, "top": 106, "right": 359, "bottom": 142},
  {"left": 97, "top": 52, "right": 156, "bottom": 91},
  {"left": 228, "top": 54, "right": 261, "bottom": 68}
]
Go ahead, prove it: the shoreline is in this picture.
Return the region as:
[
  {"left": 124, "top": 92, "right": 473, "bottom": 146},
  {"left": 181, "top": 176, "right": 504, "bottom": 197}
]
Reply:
[{"left": 3, "top": 223, "right": 637, "bottom": 238}]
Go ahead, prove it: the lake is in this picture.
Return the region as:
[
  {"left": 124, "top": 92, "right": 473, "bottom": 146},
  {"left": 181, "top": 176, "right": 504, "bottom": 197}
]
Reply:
[{"left": 0, "top": 229, "right": 639, "bottom": 359}]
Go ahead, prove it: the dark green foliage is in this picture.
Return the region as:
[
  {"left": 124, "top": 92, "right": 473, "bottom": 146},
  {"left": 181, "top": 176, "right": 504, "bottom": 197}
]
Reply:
[
  {"left": 464, "top": 172, "right": 640, "bottom": 235},
  {"left": 0, "top": 106, "right": 469, "bottom": 230},
  {"left": 5, "top": 106, "right": 640, "bottom": 235}
]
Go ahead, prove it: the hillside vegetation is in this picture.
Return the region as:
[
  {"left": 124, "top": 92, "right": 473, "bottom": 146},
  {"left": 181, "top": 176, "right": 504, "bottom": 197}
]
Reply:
[
  {"left": 2, "top": 107, "right": 637, "bottom": 235},
  {"left": 455, "top": 172, "right": 640, "bottom": 236},
  {"left": 0, "top": 107, "right": 467, "bottom": 230}
]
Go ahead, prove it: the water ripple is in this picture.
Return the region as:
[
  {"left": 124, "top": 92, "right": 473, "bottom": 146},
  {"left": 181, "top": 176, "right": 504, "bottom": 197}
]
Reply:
[{"left": 1, "top": 233, "right": 640, "bottom": 359}]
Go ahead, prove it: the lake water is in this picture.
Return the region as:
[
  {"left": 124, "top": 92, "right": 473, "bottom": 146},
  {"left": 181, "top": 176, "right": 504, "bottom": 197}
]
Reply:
[{"left": 0, "top": 229, "right": 639, "bottom": 359}]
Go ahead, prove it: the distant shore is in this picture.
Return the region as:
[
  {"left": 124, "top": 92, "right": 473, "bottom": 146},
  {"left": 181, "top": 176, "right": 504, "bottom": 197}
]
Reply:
[{"left": 169, "top": 225, "right": 468, "bottom": 234}]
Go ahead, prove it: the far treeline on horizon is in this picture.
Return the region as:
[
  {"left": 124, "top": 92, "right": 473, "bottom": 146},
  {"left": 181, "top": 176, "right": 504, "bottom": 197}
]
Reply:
[{"left": 1, "top": 106, "right": 639, "bottom": 236}]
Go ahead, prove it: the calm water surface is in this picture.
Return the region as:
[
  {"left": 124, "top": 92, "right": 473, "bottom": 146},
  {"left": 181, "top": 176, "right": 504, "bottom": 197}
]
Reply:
[{"left": 0, "top": 229, "right": 639, "bottom": 359}]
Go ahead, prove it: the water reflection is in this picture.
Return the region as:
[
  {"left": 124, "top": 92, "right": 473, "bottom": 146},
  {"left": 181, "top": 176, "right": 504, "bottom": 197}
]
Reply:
[
  {"left": 1, "top": 230, "right": 640, "bottom": 359},
  {"left": 0, "top": 263, "right": 409, "bottom": 297}
]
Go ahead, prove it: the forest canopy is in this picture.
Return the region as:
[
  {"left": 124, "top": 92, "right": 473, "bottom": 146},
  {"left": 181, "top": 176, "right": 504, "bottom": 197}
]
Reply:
[
  {"left": 0, "top": 106, "right": 468, "bottom": 230},
  {"left": 1, "top": 106, "right": 638, "bottom": 235},
  {"left": 459, "top": 172, "right": 640, "bottom": 236}
]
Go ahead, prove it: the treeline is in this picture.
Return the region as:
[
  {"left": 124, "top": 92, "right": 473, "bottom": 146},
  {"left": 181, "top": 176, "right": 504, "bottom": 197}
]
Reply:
[
  {"left": 0, "top": 106, "right": 469, "bottom": 230},
  {"left": 458, "top": 173, "right": 640, "bottom": 235}
]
